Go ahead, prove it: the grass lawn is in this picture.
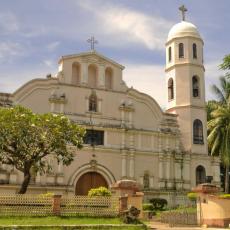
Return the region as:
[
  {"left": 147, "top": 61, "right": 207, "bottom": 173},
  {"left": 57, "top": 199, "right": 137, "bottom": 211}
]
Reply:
[
  {"left": 0, "top": 216, "right": 122, "bottom": 225},
  {"left": 0, "top": 216, "right": 146, "bottom": 229}
]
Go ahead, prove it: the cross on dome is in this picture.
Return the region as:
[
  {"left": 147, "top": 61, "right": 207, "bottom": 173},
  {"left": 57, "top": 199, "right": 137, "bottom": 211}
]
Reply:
[
  {"left": 87, "top": 36, "right": 98, "bottom": 50},
  {"left": 179, "top": 5, "right": 187, "bottom": 21}
]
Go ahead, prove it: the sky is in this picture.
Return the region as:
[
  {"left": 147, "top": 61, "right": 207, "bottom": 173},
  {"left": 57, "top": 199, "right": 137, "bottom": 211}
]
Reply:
[{"left": 0, "top": 0, "right": 229, "bottom": 108}]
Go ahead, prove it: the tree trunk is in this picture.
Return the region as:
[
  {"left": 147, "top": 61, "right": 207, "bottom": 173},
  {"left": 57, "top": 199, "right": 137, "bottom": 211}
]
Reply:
[
  {"left": 18, "top": 171, "right": 31, "bottom": 194},
  {"left": 225, "top": 165, "right": 229, "bottom": 194}
]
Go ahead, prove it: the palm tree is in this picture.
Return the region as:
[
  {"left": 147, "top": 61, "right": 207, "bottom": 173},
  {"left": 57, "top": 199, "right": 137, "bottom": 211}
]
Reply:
[
  {"left": 208, "top": 104, "right": 230, "bottom": 193},
  {"left": 207, "top": 76, "right": 230, "bottom": 193}
]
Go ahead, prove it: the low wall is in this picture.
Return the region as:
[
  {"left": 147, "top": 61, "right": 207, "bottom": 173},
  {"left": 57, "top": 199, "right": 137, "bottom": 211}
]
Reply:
[{"left": 198, "top": 195, "right": 230, "bottom": 228}]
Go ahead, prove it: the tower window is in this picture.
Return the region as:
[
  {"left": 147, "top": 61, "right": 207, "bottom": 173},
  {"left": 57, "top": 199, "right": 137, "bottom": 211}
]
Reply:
[
  {"left": 84, "top": 129, "right": 104, "bottom": 146},
  {"left": 88, "top": 64, "right": 98, "bottom": 88},
  {"left": 72, "top": 62, "right": 80, "bottom": 85},
  {"left": 89, "top": 93, "right": 97, "bottom": 112},
  {"left": 193, "top": 43, "right": 197, "bottom": 59},
  {"left": 179, "top": 43, "right": 184, "bottom": 58},
  {"left": 193, "top": 119, "right": 204, "bottom": 144},
  {"left": 192, "top": 76, "right": 199, "bottom": 97},
  {"left": 168, "top": 78, "right": 174, "bottom": 101},
  {"left": 105, "top": 67, "right": 113, "bottom": 90},
  {"left": 196, "top": 165, "right": 206, "bottom": 185},
  {"left": 168, "top": 47, "right": 172, "bottom": 62}
]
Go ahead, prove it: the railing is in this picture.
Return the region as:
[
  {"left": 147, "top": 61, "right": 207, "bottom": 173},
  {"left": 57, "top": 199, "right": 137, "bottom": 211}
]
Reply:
[
  {"left": 0, "top": 195, "right": 120, "bottom": 217},
  {"left": 0, "top": 194, "right": 52, "bottom": 216},
  {"left": 60, "top": 196, "right": 119, "bottom": 217}
]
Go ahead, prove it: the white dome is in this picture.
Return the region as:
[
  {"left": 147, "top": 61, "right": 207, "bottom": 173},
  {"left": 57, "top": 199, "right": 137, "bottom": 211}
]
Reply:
[{"left": 167, "top": 21, "right": 202, "bottom": 42}]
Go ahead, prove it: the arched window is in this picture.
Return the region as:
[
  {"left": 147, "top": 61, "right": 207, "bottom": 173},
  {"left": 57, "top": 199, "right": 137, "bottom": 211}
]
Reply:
[
  {"left": 193, "top": 119, "right": 204, "bottom": 144},
  {"left": 89, "top": 92, "right": 97, "bottom": 112},
  {"left": 168, "top": 47, "right": 172, "bottom": 62},
  {"left": 143, "top": 172, "right": 150, "bottom": 189},
  {"left": 168, "top": 78, "right": 174, "bottom": 101},
  {"left": 88, "top": 64, "right": 98, "bottom": 88},
  {"left": 196, "top": 165, "right": 206, "bottom": 185},
  {"left": 193, "top": 43, "right": 197, "bottom": 59},
  {"left": 105, "top": 67, "right": 113, "bottom": 90},
  {"left": 179, "top": 43, "right": 184, "bottom": 58},
  {"left": 72, "top": 62, "right": 80, "bottom": 85},
  {"left": 192, "top": 76, "right": 199, "bottom": 97}
]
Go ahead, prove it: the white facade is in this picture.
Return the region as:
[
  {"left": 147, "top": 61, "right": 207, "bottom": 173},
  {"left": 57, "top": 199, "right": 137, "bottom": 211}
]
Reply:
[{"left": 0, "top": 17, "right": 220, "bottom": 198}]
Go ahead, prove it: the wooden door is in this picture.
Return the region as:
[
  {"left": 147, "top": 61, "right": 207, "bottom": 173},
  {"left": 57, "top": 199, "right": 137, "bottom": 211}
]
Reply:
[{"left": 75, "top": 172, "right": 108, "bottom": 195}]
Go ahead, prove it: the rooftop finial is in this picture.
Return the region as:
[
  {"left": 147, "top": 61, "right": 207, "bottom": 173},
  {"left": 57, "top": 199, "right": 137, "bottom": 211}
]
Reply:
[
  {"left": 87, "top": 36, "right": 98, "bottom": 51},
  {"left": 179, "top": 5, "right": 187, "bottom": 21}
]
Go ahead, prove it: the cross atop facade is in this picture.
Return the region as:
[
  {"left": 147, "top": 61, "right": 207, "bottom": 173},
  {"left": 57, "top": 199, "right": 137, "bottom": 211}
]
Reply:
[
  {"left": 179, "top": 5, "right": 188, "bottom": 21},
  {"left": 87, "top": 36, "right": 98, "bottom": 50}
]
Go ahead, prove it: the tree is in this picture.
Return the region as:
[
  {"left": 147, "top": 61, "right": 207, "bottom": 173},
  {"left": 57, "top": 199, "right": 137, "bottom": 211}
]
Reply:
[
  {"left": 208, "top": 104, "right": 230, "bottom": 193},
  {"left": 207, "top": 55, "right": 230, "bottom": 193},
  {"left": 0, "top": 106, "right": 85, "bottom": 194}
]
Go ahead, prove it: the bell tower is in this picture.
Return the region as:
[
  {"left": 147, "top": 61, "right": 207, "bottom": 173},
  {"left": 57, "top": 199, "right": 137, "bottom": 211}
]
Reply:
[{"left": 165, "top": 6, "right": 207, "bottom": 154}]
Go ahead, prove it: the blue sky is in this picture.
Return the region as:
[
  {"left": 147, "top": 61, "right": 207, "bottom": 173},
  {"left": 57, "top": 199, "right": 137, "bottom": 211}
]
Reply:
[{"left": 0, "top": 0, "right": 229, "bottom": 107}]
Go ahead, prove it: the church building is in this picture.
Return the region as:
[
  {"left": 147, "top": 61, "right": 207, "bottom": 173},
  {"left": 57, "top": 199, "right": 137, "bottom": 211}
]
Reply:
[{"left": 0, "top": 7, "right": 220, "bottom": 199}]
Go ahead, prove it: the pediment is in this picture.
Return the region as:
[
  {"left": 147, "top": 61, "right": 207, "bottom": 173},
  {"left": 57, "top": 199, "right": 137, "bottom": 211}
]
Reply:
[{"left": 59, "top": 51, "right": 125, "bottom": 70}]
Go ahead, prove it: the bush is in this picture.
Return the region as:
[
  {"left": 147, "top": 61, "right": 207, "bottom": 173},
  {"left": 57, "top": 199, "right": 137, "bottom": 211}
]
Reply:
[
  {"left": 88, "top": 186, "right": 112, "bottom": 197},
  {"left": 219, "top": 194, "right": 230, "bottom": 199},
  {"left": 149, "top": 198, "right": 167, "bottom": 210},
  {"left": 187, "top": 192, "right": 197, "bottom": 201},
  {"left": 142, "top": 203, "right": 154, "bottom": 211}
]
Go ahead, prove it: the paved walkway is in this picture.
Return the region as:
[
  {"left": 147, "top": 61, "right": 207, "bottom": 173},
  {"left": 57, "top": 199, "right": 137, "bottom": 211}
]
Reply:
[{"left": 147, "top": 221, "right": 228, "bottom": 230}]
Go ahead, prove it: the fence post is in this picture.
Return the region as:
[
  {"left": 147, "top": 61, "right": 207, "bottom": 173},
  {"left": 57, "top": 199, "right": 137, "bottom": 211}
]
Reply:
[
  {"left": 52, "top": 194, "right": 62, "bottom": 215},
  {"left": 119, "top": 195, "right": 128, "bottom": 213}
]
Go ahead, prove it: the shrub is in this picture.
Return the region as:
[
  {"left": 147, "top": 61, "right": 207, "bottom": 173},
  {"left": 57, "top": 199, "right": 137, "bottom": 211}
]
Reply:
[
  {"left": 88, "top": 186, "right": 112, "bottom": 197},
  {"left": 142, "top": 203, "right": 154, "bottom": 211},
  {"left": 187, "top": 192, "right": 197, "bottom": 201},
  {"left": 219, "top": 194, "right": 230, "bottom": 199},
  {"left": 149, "top": 198, "right": 167, "bottom": 210},
  {"left": 38, "top": 192, "right": 54, "bottom": 198}
]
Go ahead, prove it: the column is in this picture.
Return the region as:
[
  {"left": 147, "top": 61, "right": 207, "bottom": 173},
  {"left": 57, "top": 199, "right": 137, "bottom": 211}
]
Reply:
[
  {"left": 128, "top": 111, "right": 133, "bottom": 128},
  {"left": 81, "top": 62, "right": 88, "bottom": 85},
  {"left": 121, "top": 132, "right": 125, "bottom": 149},
  {"left": 174, "top": 154, "right": 183, "bottom": 190},
  {"left": 58, "top": 162, "right": 63, "bottom": 174},
  {"left": 121, "top": 110, "right": 125, "bottom": 127},
  {"left": 129, "top": 152, "right": 135, "bottom": 179},
  {"left": 98, "top": 99, "right": 102, "bottom": 113},
  {"left": 104, "top": 131, "right": 108, "bottom": 147},
  {"left": 183, "top": 154, "right": 191, "bottom": 189},
  {"left": 85, "top": 97, "right": 89, "bottom": 111},
  {"left": 158, "top": 153, "right": 165, "bottom": 189},
  {"left": 166, "top": 154, "right": 173, "bottom": 189},
  {"left": 98, "top": 65, "right": 105, "bottom": 88},
  {"left": 50, "top": 103, "right": 55, "bottom": 113},
  {"left": 35, "top": 172, "right": 41, "bottom": 184},
  {"left": 121, "top": 152, "right": 127, "bottom": 178},
  {"left": 158, "top": 134, "right": 162, "bottom": 152},
  {"left": 60, "top": 103, "right": 64, "bottom": 113}
]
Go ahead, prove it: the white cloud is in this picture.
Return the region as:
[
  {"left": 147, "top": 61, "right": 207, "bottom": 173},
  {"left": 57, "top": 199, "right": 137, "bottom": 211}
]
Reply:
[
  {"left": 47, "top": 41, "right": 60, "bottom": 51},
  {"left": 0, "top": 12, "right": 20, "bottom": 34},
  {"left": 0, "top": 42, "right": 24, "bottom": 61},
  {"left": 205, "top": 61, "right": 225, "bottom": 101},
  {"left": 77, "top": 1, "right": 174, "bottom": 50},
  {"left": 123, "top": 64, "right": 166, "bottom": 107},
  {"left": 43, "top": 59, "right": 55, "bottom": 68}
]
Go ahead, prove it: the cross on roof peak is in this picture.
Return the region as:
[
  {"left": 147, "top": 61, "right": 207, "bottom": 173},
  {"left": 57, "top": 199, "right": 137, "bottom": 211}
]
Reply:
[
  {"left": 179, "top": 5, "right": 188, "bottom": 21},
  {"left": 87, "top": 36, "right": 98, "bottom": 51}
]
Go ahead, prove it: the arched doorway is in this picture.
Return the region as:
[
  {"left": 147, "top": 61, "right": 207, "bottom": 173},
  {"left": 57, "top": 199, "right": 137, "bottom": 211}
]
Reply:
[
  {"left": 75, "top": 172, "right": 108, "bottom": 195},
  {"left": 196, "top": 165, "right": 206, "bottom": 185}
]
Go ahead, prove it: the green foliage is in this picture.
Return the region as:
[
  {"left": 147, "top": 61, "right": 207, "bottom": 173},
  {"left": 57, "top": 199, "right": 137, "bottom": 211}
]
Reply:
[
  {"left": 220, "top": 54, "right": 230, "bottom": 71},
  {"left": 88, "top": 187, "right": 112, "bottom": 197},
  {"left": 39, "top": 192, "right": 54, "bottom": 198},
  {"left": 187, "top": 192, "right": 197, "bottom": 201},
  {"left": 219, "top": 194, "right": 230, "bottom": 199},
  {"left": 142, "top": 203, "right": 154, "bottom": 211},
  {"left": 149, "top": 198, "right": 167, "bottom": 211},
  {"left": 0, "top": 105, "right": 85, "bottom": 193}
]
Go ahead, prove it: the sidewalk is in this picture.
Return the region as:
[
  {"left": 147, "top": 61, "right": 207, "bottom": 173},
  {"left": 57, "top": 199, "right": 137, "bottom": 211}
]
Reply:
[{"left": 147, "top": 221, "right": 228, "bottom": 230}]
